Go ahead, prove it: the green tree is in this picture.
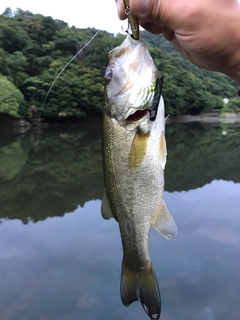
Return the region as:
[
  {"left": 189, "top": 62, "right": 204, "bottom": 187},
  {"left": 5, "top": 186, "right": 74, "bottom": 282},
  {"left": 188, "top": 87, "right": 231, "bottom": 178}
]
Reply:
[
  {"left": 0, "top": 75, "right": 24, "bottom": 117},
  {"left": 0, "top": 8, "right": 238, "bottom": 120},
  {"left": 224, "top": 97, "right": 240, "bottom": 112}
]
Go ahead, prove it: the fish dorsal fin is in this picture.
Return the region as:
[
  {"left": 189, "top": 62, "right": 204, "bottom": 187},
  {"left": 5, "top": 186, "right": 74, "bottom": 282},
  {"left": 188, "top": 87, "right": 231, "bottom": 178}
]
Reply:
[
  {"left": 101, "top": 188, "right": 114, "bottom": 220},
  {"left": 159, "top": 133, "right": 167, "bottom": 170},
  {"left": 152, "top": 199, "right": 177, "bottom": 239}
]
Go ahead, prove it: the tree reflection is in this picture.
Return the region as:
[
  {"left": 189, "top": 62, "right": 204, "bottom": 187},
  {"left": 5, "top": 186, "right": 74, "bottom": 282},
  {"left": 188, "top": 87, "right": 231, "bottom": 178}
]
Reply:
[
  {"left": 0, "top": 124, "right": 103, "bottom": 222},
  {"left": 0, "top": 122, "right": 240, "bottom": 222},
  {"left": 165, "top": 122, "right": 240, "bottom": 191}
]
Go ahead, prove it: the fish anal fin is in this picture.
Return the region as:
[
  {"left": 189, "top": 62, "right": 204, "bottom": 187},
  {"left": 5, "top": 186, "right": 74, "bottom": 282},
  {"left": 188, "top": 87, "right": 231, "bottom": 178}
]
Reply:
[
  {"left": 152, "top": 199, "right": 177, "bottom": 239},
  {"left": 159, "top": 133, "right": 167, "bottom": 170},
  {"left": 121, "top": 260, "right": 161, "bottom": 320},
  {"left": 101, "top": 189, "right": 114, "bottom": 220}
]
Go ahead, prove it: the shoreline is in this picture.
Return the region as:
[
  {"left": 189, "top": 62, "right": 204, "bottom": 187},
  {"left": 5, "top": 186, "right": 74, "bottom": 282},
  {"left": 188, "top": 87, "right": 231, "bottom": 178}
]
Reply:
[
  {"left": 1, "top": 113, "right": 240, "bottom": 133},
  {"left": 168, "top": 112, "right": 240, "bottom": 124}
]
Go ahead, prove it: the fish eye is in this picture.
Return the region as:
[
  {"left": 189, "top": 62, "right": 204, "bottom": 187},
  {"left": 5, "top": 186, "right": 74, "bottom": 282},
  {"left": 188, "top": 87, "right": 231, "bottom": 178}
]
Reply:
[{"left": 104, "top": 71, "right": 113, "bottom": 83}]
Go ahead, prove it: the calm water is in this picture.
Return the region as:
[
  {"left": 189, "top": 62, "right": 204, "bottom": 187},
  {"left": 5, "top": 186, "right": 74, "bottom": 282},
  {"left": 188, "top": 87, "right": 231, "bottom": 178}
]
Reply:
[{"left": 0, "top": 122, "right": 240, "bottom": 320}]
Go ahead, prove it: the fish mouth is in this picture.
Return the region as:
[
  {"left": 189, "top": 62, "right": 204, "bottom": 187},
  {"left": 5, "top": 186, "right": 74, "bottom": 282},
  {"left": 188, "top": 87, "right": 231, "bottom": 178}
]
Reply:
[
  {"left": 123, "top": 109, "right": 150, "bottom": 133},
  {"left": 125, "top": 110, "right": 149, "bottom": 123}
]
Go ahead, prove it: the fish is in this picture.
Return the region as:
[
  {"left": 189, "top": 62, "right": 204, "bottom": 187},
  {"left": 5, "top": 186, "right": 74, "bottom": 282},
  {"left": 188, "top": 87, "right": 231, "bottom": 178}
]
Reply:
[{"left": 101, "top": 34, "right": 177, "bottom": 320}]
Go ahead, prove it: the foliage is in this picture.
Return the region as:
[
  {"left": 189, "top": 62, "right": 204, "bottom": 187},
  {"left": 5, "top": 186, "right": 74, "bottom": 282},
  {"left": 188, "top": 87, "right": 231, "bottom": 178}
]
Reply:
[
  {"left": 223, "top": 97, "right": 240, "bottom": 113},
  {"left": 0, "top": 75, "right": 24, "bottom": 117},
  {"left": 0, "top": 8, "right": 238, "bottom": 119}
]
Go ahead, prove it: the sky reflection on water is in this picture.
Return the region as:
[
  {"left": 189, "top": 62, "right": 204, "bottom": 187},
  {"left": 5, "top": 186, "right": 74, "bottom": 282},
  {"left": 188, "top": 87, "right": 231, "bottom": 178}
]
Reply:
[{"left": 0, "top": 179, "right": 240, "bottom": 320}]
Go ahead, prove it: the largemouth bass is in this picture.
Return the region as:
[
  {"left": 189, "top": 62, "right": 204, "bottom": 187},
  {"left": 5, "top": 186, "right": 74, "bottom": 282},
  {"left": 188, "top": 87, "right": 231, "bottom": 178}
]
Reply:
[{"left": 101, "top": 35, "right": 177, "bottom": 320}]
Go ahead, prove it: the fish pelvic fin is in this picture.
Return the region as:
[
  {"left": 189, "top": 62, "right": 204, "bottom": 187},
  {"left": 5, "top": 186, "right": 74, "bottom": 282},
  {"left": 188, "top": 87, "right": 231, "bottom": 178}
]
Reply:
[
  {"left": 152, "top": 199, "right": 177, "bottom": 239},
  {"left": 101, "top": 188, "right": 114, "bottom": 220},
  {"left": 121, "top": 259, "right": 161, "bottom": 320}
]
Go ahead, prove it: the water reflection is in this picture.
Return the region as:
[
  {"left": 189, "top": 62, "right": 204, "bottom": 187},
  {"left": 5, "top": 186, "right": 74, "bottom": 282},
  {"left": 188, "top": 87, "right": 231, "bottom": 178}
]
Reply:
[
  {"left": 0, "top": 122, "right": 240, "bottom": 222},
  {"left": 165, "top": 122, "right": 240, "bottom": 191},
  {"left": 160, "top": 180, "right": 240, "bottom": 320},
  {"left": 0, "top": 181, "right": 240, "bottom": 320},
  {"left": 0, "top": 122, "right": 240, "bottom": 320},
  {"left": 0, "top": 124, "right": 103, "bottom": 222}
]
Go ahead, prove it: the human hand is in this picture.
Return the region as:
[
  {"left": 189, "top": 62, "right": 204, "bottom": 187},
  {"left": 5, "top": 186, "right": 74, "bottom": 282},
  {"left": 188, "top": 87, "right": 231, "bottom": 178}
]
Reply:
[{"left": 116, "top": 0, "right": 240, "bottom": 84}]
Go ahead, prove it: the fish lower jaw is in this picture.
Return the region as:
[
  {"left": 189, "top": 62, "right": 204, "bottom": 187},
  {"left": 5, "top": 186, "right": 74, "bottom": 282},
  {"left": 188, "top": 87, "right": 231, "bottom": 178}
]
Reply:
[{"left": 123, "top": 109, "right": 152, "bottom": 134}]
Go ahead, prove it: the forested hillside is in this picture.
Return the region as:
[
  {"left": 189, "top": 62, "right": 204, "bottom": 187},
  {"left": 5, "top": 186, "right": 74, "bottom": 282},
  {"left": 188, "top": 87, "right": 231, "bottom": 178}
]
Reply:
[{"left": 0, "top": 7, "right": 239, "bottom": 120}]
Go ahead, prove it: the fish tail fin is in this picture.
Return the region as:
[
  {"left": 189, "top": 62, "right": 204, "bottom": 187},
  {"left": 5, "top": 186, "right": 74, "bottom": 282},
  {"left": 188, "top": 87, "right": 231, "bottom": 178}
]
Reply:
[
  {"left": 138, "top": 266, "right": 161, "bottom": 320},
  {"left": 120, "top": 259, "right": 161, "bottom": 320}
]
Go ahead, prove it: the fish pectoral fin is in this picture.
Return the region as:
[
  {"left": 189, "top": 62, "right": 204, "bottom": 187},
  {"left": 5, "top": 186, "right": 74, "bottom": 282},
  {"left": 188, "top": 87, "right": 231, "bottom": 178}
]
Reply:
[
  {"left": 159, "top": 133, "right": 167, "bottom": 170},
  {"left": 121, "top": 259, "right": 161, "bottom": 320},
  {"left": 152, "top": 199, "right": 177, "bottom": 239},
  {"left": 101, "top": 189, "right": 114, "bottom": 220},
  {"left": 129, "top": 131, "right": 149, "bottom": 169}
]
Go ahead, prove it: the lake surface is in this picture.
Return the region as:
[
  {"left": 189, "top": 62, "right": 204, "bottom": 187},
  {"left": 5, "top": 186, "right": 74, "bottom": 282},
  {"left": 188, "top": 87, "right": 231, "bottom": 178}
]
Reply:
[{"left": 0, "top": 122, "right": 240, "bottom": 320}]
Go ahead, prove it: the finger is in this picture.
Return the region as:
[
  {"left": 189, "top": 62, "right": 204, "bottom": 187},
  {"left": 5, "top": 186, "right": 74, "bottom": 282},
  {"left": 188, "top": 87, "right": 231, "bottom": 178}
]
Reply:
[
  {"left": 115, "top": 0, "right": 128, "bottom": 20},
  {"left": 115, "top": 0, "right": 174, "bottom": 31},
  {"left": 116, "top": 0, "right": 156, "bottom": 21},
  {"left": 119, "top": 0, "right": 180, "bottom": 29}
]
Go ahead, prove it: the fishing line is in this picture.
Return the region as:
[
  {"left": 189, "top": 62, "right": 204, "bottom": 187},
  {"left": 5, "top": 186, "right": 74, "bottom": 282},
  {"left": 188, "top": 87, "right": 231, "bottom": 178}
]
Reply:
[{"left": 0, "top": 29, "right": 101, "bottom": 194}]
